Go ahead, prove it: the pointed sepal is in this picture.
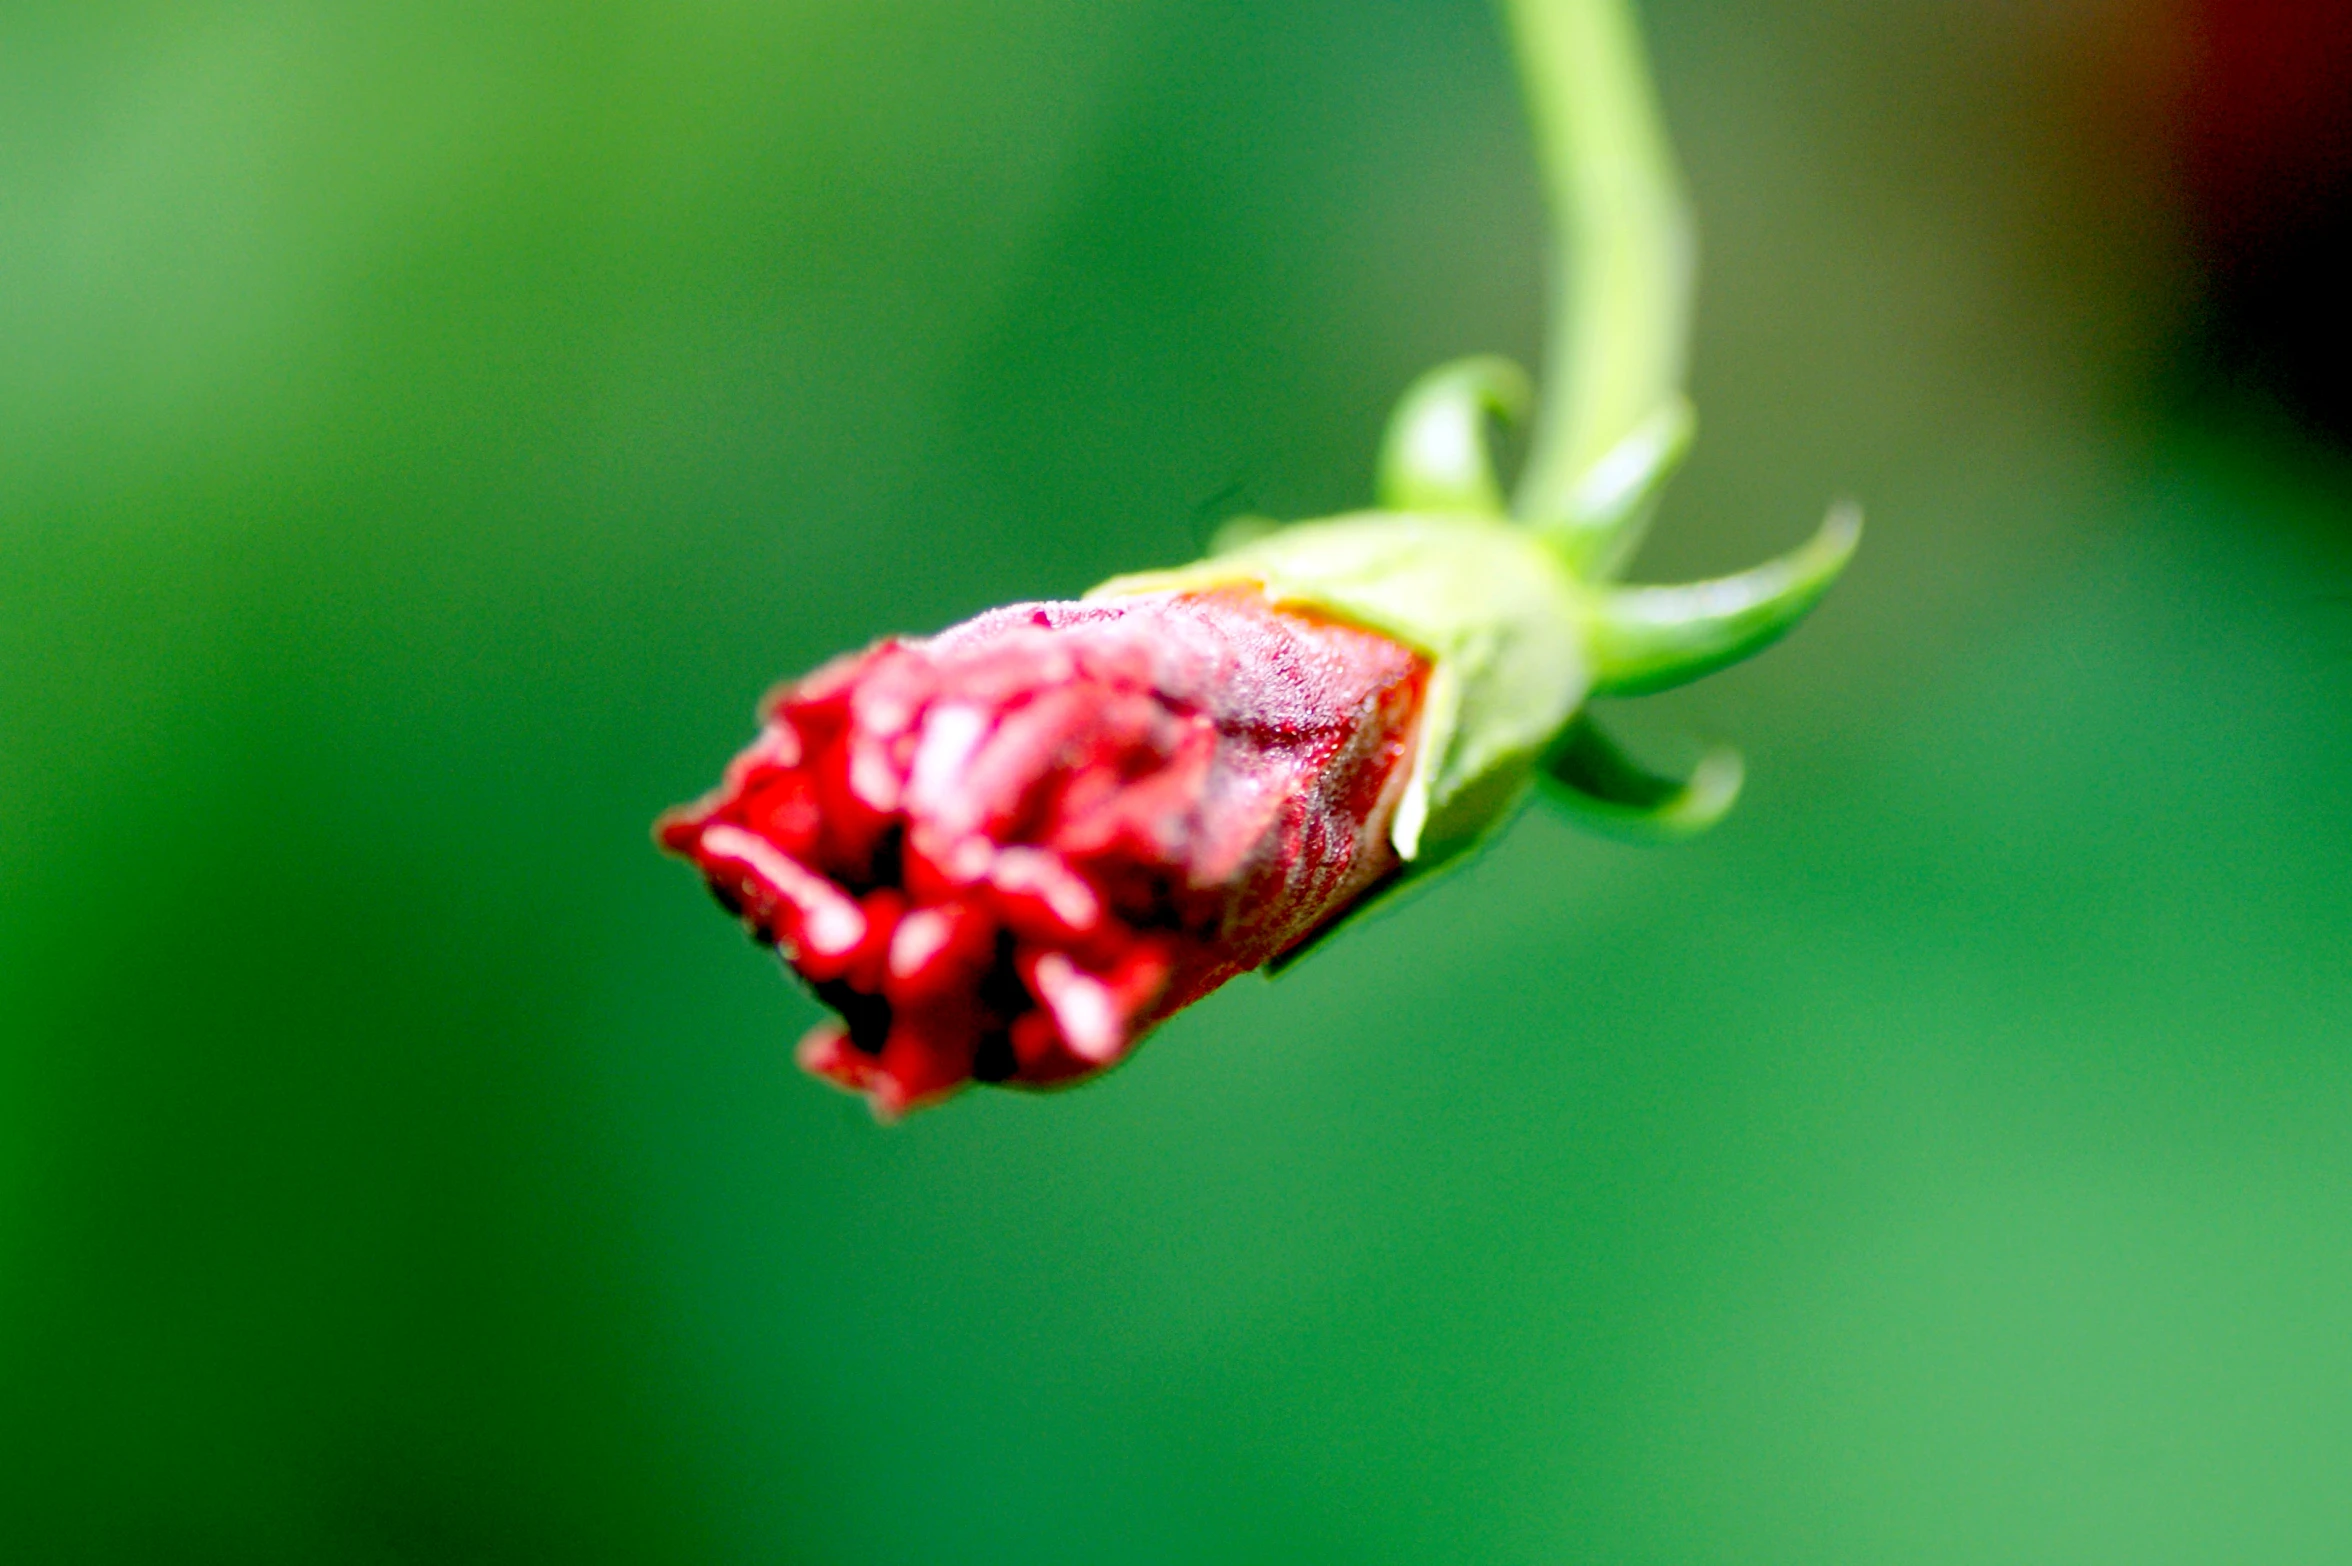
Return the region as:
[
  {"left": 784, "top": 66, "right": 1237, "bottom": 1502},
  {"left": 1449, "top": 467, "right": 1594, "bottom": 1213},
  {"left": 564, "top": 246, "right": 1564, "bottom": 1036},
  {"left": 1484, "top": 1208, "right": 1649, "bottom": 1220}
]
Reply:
[
  {"left": 1376, "top": 356, "right": 1532, "bottom": 516},
  {"left": 1532, "top": 394, "right": 1694, "bottom": 577},
  {"left": 1588, "top": 502, "right": 1859, "bottom": 697},
  {"left": 1537, "top": 711, "right": 1741, "bottom": 842}
]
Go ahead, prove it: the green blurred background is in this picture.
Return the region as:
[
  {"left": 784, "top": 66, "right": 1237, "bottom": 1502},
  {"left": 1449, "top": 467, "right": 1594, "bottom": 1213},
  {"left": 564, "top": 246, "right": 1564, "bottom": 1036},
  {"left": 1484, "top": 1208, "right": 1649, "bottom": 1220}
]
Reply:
[{"left": 6, "top": 1, "right": 2352, "bottom": 1560}]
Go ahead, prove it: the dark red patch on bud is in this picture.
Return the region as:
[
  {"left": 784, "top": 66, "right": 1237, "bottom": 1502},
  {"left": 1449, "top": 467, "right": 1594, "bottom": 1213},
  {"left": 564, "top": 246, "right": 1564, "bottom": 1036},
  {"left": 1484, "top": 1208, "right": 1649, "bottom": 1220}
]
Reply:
[{"left": 659, "top": 586, "right": 1428, "bottom": 1117}]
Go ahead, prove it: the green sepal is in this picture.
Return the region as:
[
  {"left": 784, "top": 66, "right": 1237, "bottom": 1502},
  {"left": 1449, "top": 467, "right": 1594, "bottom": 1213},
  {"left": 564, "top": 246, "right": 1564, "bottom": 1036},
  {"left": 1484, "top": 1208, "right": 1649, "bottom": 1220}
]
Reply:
[
  {"left": 1375, "top": 356, "right": 1532, "bottom": 516},
  {"left": 1530, "top": 394, "right": 1694, "bottom": 578},
  {"left": 1207, "top": 514, "right": 1284, "bottom": 554},
  {"left": 1588, "top": 502, "right": 1860, "bottom": 696},
  {"left": 1536, "top": 711, "right": 1742, "bottom": 841},
  {"left": 1091, "top": 510, "right": 1595, "bottom": 873}
]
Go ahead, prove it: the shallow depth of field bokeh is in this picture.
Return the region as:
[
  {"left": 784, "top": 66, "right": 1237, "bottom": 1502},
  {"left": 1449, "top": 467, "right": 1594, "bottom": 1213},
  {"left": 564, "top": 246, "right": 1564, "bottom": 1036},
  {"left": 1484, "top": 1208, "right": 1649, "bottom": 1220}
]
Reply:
[{"left": 6, "top": 2, "right": 2352, "bottom": 1561}]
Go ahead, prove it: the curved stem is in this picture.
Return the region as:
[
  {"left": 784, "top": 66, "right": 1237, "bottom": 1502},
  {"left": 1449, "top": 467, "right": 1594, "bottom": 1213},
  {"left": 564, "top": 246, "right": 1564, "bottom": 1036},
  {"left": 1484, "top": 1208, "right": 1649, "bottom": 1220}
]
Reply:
[{"left": 1501, "top": 0, "right": 1693, "bottom": 578}]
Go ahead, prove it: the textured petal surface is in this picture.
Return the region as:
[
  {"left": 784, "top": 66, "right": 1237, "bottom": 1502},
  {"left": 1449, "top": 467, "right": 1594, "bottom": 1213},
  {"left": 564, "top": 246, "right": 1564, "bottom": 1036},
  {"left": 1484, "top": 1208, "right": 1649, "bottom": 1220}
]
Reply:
[{"left": 660, "top": 586, "right": 1428, "bottom": 1116}]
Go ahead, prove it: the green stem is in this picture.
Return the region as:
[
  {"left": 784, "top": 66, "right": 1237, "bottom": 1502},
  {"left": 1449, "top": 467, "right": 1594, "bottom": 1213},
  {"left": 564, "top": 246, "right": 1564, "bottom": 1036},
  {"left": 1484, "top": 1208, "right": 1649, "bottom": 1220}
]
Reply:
[{"left": 1501, "top": 0, "right": 1693, "bottom": 579}]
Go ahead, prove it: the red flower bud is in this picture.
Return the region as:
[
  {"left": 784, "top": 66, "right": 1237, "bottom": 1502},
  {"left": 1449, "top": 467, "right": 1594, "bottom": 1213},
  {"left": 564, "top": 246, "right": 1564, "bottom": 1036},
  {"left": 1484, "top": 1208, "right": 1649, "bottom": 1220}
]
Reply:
[
  {"left": 655, "top": 1, "right": 1866, "bottom": 1120},
  {"left": 659, "top": 586, "right": 1429, "bottom": 1118}
]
